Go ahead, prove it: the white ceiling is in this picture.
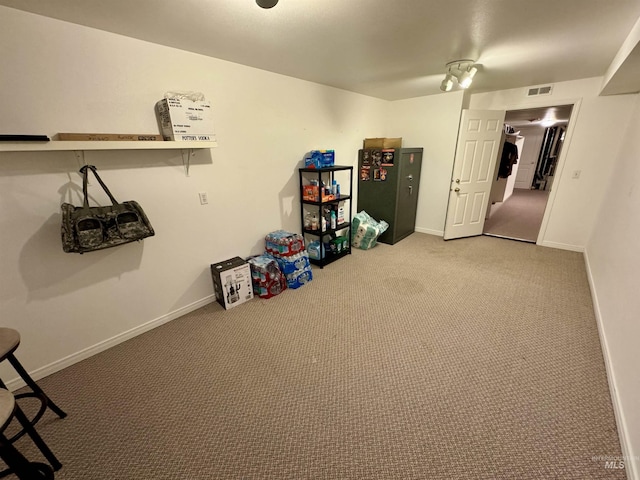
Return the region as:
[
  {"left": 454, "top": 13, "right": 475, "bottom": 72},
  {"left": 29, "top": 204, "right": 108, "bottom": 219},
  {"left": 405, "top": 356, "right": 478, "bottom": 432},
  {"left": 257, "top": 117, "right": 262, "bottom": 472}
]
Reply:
[{"left": 2, "top": 0, "right": 640, "bottom": 100}]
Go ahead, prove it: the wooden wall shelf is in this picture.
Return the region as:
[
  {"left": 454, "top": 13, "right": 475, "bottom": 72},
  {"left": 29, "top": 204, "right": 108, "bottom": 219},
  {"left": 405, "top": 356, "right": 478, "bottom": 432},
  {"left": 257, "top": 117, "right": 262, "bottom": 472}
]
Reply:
[{"left": 0, "top": 140, "right": 217, "bottom": 152}]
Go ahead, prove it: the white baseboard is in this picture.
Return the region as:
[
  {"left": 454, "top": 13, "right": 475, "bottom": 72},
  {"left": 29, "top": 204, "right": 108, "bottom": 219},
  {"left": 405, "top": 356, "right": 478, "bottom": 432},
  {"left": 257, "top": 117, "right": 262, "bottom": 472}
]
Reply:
[
  {"left": 583, "top": 249, "right": 637, "bottom": 480},
  {"left": 5, "top": 295, "right": 215, "bottom": 391},
  {"left": 415, "top": 227, "right": 444, "bottom": 237},
  {"left": 539, "top": 240, "right": 585, "bottom": 252}
]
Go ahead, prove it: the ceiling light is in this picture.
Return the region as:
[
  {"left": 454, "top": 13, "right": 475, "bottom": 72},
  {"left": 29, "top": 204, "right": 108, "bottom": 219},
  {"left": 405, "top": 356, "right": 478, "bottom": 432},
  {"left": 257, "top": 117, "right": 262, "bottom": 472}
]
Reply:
[
  {"left": 458, "top": 66, "right": 477, "bottom": 89},
  {"left": 256, "top": 0, "right": 278, "bottom": 8},
  {"left": 440, "top": 74, "right": 454, "bottom": 92},
  {"left": 441, "top": 60, "right": 478, "bottom": 92}
]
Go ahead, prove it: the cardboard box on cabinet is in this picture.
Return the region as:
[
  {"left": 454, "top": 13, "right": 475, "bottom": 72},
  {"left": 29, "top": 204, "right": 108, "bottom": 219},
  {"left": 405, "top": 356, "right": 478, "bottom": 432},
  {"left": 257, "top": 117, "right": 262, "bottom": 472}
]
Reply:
[{"left": 363, "top": 137, "right": 402, "bottom": 149}]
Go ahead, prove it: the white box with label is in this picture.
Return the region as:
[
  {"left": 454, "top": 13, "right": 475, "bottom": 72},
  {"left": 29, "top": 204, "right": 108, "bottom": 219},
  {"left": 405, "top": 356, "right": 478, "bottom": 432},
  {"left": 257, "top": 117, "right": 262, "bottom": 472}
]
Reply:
[
  {"left": 155, "top": 98, "right": 215, "bottom": 141},
  {"left": 210, "top": 257, "right": 254, "bottom": 310}
]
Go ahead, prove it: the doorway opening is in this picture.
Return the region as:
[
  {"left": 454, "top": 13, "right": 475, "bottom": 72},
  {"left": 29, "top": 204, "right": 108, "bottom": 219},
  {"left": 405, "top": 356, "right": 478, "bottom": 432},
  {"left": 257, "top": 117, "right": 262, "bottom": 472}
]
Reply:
[{"left": 483, "top": 104, "right": 574, "bottom": 243}]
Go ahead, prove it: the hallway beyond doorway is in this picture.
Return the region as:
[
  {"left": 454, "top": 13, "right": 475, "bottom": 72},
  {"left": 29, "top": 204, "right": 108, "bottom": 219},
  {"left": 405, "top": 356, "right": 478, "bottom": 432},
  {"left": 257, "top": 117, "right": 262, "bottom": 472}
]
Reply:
[{"left": 483, "top": 189, "right": 549, "bottom": 243}]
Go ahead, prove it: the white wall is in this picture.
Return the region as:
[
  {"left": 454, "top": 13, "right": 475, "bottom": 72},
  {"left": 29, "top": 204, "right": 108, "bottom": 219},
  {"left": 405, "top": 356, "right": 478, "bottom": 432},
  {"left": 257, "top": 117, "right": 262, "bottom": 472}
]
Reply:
[
  {"left": 386, "top": 92, "right": 465, "bottom": 235},
  {"left": 585, "top": 95, "right": 640, "bottom": 479},
  {"left": 0, "top": 7, "right": 387, "bottom": 384},
  {"left": 469, "top": 78, "right": 637, "bottom": 251}
]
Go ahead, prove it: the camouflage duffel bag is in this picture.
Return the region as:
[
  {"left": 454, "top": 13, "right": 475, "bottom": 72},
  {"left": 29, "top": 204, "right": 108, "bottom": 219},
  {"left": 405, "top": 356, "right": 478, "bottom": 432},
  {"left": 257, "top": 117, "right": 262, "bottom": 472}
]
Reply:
[{"left": 61, "top": 165, "right": 155, "bottom": 254}]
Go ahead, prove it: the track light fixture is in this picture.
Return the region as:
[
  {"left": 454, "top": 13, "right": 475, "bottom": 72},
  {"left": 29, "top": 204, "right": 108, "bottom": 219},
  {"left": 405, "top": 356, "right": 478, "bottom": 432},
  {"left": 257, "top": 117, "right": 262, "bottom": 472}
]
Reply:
[
  {"left": 440, "top": 74, "right": 454, "bottom": 92},
  {"left": 440, "top": 60, "right": 478, "bottom": 92},
  {"left": 256, "top": 0, "right": 279, "bottom": 8}
]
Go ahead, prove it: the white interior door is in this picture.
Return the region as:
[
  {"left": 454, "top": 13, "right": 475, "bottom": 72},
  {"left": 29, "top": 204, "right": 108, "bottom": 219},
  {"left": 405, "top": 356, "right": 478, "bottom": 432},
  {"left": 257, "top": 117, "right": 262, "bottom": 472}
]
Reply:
[
  {"left": 514, "top": 129, "right": 544, "bottom": 189},
  {"left": 444, "top": 109, "right": 506, "bottom": 240}
]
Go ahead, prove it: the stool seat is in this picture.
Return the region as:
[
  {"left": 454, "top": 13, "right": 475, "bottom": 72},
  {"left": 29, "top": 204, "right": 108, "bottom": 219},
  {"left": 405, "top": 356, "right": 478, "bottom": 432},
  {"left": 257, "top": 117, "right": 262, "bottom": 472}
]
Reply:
[{"left": 0, "top": 329, "right": 20, "bottom": 362}]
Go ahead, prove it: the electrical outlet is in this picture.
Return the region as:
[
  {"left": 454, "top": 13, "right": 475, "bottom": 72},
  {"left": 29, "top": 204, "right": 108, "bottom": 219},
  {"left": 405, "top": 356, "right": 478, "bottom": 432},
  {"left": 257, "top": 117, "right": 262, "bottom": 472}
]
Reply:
[
  {"left": 198, "top": 192, "right": 208, "bottom": 205},
  {"left": 572, "top": 170, "right": 581, "bottom": 179}
]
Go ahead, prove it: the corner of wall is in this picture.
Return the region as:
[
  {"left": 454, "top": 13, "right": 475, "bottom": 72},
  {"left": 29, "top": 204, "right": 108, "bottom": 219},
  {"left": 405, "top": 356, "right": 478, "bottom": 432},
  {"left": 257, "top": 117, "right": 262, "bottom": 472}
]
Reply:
[{"left": 583, "top": 247, "right": 638, "bottom": 480}]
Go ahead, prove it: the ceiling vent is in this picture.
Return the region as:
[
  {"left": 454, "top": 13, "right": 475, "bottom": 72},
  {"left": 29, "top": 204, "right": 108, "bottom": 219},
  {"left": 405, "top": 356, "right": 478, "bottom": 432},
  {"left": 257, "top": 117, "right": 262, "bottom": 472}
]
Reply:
[{"left": 527, "top": 85, "right": 553, "bottom": 97}]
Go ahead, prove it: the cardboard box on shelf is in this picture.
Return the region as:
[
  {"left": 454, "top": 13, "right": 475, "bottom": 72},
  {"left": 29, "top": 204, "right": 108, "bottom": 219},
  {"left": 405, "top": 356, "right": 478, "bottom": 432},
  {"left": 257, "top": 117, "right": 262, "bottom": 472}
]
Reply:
[
  {"left": 363, "top": 137, "right": 402, "bottom": 149},
  {"left": 210, "top": 257, "right": 253, "bottom": 310},
  {"left": 155, "top": 98, "right": 215, "bottom": 141},
  {"left": 54, "top": 133, "right": 163, "bottom": 141}
]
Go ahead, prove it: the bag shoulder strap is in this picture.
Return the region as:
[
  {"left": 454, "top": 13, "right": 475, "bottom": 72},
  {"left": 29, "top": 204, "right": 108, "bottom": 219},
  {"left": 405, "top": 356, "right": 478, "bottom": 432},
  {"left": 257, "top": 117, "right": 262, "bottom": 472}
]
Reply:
[{"left": 79, "top": 165, "right": 119, "bottom": 207}]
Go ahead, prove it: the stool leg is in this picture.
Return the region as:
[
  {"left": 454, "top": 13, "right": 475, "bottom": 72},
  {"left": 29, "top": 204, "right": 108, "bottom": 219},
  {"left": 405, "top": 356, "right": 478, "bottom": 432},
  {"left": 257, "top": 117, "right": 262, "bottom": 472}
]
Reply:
[
  {"left": 7, "top": 355, "right": 67, "bottom": 419},
  {"left": 12, "top": 403, "right": 62, "bottom": 471},
  {"left": 0, "top": 434, "right": 54, "bottom": 479}
]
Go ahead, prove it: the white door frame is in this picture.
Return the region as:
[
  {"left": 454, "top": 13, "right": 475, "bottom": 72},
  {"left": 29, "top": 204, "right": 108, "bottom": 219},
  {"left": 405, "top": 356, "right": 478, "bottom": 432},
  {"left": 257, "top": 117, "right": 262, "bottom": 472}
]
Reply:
[{"left": 500, "top": 98, "right": 582, "bottom": 245}]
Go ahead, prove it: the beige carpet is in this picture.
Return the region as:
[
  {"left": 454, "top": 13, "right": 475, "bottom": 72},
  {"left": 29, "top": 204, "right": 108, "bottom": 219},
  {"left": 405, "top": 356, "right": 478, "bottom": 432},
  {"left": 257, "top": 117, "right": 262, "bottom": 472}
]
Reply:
[
  {"left": 7, "top": 234, "right": 625, "bottom": 479},
  {"left": 484, "top": 189, "right": 549, "bottom": 243}
]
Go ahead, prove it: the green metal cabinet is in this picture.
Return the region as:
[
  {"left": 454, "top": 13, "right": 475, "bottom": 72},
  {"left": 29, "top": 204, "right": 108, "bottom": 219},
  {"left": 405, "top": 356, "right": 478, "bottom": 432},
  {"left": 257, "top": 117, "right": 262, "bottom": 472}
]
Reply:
[{"left": 356, "top": 148, "right": 423, "bottom": 245}]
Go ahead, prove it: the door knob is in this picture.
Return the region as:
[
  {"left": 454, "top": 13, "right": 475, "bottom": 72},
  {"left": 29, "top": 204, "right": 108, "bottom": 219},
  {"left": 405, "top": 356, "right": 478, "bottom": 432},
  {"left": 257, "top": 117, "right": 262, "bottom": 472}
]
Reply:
[
  {"left": 454, "top": 187, "right": 460, "bottom": 193},
  {"left": 455, "top": 179, "right": 460, "bottom": 183},
  {"left": 407, "top": 174, "right": 413, "bottom": 181},
  {"left": 409, "top": 185, "right": 413, "bottom": 195}
]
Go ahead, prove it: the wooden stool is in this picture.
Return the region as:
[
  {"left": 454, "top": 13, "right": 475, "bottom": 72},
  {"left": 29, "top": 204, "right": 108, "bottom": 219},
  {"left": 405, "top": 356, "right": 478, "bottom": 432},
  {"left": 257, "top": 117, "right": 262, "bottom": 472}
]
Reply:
[
  {"left": 0, "top": 328, "right": 66, "bottom": 442},
  {"left": 0, "top": 388, "right": 57, "bottom": 479}
]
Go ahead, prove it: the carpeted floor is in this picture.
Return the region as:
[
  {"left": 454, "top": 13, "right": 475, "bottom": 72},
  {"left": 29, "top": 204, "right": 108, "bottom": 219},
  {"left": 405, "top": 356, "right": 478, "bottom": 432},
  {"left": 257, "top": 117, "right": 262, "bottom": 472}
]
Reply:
[
  {"left": 7, "top": 233, "right": 625, "bottom": 479},
  {"left": 484, "top": 189, "right": 549, "bottom": 242}
]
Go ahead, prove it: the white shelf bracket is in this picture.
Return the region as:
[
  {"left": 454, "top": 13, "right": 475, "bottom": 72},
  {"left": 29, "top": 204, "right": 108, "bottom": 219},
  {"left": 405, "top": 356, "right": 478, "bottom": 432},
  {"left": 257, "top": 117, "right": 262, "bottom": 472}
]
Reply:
[
  {"left": 73, "top": 150, "right": 92, "bottom": 184},
  {"left": 181, "top": 148, "right": 195, "bottom": 177},
  {"left": 73, "top": 150, "right": 87, "bottom": 169}
]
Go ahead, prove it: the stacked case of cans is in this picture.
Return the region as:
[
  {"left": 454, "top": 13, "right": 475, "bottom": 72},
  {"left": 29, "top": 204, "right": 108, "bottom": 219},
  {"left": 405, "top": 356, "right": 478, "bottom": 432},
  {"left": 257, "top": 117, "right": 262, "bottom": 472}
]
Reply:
[
  {"left": 264, "top": 230, "right": 313, "bottom": 289},
  {"left": 246, "top": 254, "right": 287, "bottom": 299}
]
